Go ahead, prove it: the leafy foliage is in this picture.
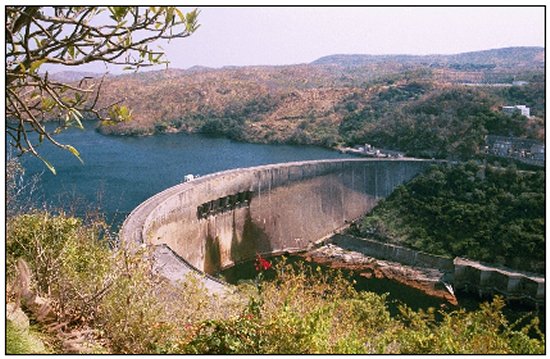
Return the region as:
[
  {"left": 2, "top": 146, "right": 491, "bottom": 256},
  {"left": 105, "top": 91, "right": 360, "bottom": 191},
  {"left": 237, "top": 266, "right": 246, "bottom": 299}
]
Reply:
[
  {"left": 6, "top": 211, "right": 244, "bottom": 354},
  {"left": 179, "top": 260, "right": 544, "bottom": 354},
  {"left": 6, "top": 321, "right": 49, "bottom": 354},
  {"left": 5, "top": 212, "right": 545, "bottom": 353},
  {"left": 394, "top": 298, "right": 544, "bottom": 354},
  {"left": 6, "top": 6, "right": 199, "bottom": 171},
  {"left": 339, "top": 86, "right": 541, "bottom": 159},
  {"left": 7, "top": 211, "right": 115, "bottom": 324}
]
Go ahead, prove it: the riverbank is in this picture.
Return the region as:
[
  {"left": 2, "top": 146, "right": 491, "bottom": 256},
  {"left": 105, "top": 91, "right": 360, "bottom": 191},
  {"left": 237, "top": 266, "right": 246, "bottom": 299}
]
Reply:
[
  {"left": 301, "top": 243, "right": 458, "bottom": 305},
  {"left": 306, "top": 234, "right": 544, "bottom": 308},
  {"left": 97, "top": 119, "right": 345, "bottom": 150}
]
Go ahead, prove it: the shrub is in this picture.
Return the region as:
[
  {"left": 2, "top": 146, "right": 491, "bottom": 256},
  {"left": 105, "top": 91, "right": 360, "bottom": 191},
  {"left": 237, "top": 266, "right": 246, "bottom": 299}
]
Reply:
[
  {"left": 6, "top": 321, "right": 49, "bottom": 354},
  {"left": 183, "top": 260, "right": 394, "bottom": 354},
  {"left": 96, "top": 247, "right": 245, "bottom": 354},
  {"left": 7, "top": 211, "right": 114, "bottom": 325},
  {"left": 7, "top": 212, "right": 86, "bottom": 293},
  {"left": 175, "top": 260, "right": 544, "bottom": 354},
  {"left": 6, "top": 211, "right": 243, "bottom": 354},
  {"left": 96, "top": 247, "right": 173, "bottom": 353},
  {"left": 394, "top": 297, "right": 545, "bottom": 354}
]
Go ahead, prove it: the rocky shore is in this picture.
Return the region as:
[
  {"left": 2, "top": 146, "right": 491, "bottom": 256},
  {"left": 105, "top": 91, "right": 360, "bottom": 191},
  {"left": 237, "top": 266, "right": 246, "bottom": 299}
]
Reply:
[{"left": 301, "top": 243, "right": 458, "bottom": 305}]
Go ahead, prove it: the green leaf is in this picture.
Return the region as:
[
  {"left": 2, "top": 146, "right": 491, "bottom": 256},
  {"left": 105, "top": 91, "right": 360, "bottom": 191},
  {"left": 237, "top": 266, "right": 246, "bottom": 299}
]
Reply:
[
  {"left": 70, "top": 109, "right": 84, "bottom": 129},
  {"left": 186, "top": 9, "right": 200, "bottom": 32},
  {"left": 165, "top": 7, "right": 174, "bottom": 24},
  {"left": 30, "top": 59, "right": 47, "bottom": 73},
  {"left": 68, "top": 45, "right": 75, "bottom": 58},
  {"left": 18, "top": 62, "right": 27, "bottom": 73},
  {"left": 37, "top": 155, "right": 57, "bottom": 175},
  {"left": 65, "top": 145, "right": 84, "bottom": 164},
  {"left": 108, "top": 6, "right": 128, "bottom": 21},
  {"left": 174, "top": 8, "right": 185, "bottom": 22},
  {"left": 41, "top": 97, "right": 55, "bottom": 111}
]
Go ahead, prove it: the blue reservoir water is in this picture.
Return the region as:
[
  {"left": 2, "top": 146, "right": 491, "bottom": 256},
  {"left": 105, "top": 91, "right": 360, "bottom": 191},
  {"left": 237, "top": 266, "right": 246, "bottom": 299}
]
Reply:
[{"left": 18, "top": 122, "right": 353, "bottom": 227}]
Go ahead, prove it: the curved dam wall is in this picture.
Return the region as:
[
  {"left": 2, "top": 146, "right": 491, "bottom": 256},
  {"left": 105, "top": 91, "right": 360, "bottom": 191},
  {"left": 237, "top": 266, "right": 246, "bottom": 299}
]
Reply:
[{"left": 121, "top": 159, "right": 435, "bottom": 275}]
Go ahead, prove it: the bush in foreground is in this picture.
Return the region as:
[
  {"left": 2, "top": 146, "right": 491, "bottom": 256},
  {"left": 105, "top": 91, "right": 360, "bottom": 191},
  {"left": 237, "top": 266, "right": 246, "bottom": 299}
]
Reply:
[
  {"left": 6, "top": 212, "right": 545, "bottom": 354},
  {"left": 181, "top": 260, "right": 544, "bottom": 354}
]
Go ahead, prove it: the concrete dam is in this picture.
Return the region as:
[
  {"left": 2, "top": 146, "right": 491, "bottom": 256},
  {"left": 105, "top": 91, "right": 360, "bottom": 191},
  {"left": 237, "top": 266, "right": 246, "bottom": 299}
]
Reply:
[
  {"left": 120, "top": 158, "right": 544, "bottom": 304},
  {"left": 121, "top": 158, "right": 433, "bottom": 274}
]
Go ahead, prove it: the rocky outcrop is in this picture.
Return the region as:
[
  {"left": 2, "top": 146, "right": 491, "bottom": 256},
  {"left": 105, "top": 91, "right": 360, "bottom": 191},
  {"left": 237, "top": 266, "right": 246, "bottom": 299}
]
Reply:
[{"left": 302, "top": 243, "right": 458, "bottom": 305}]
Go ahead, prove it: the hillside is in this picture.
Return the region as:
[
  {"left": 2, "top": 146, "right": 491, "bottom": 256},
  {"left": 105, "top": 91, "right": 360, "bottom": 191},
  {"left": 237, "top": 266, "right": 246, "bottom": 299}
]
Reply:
[
  {"left": 351, "top": 162, "right": 545, "bottom": 274},
  {"left": 59, "top": 47, "right": 544, "bottom": 158}
]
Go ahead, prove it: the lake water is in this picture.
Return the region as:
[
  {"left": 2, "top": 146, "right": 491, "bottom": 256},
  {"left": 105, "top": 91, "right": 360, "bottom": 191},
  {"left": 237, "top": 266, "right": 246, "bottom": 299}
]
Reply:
[{"left": 18, "top": 122, "right": 353, "bottom": 227}]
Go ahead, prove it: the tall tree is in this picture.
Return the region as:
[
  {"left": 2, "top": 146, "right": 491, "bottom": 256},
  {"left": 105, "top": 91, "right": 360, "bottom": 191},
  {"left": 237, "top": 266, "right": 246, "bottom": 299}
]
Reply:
[{"left": 6, "top": 6, "right": 199, "bottom": 173}]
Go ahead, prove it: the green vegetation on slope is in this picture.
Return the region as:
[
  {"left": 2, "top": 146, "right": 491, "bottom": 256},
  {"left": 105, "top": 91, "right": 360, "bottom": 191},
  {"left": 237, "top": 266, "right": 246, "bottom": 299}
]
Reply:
[
  {"left": 6, "top": 210, "right": 545, "bottom": 354},
  {"left": 6, "top": 321, "right": 49, "bottom": 354},
  {"left": 350, "top": 162, "right": 545, "bottom": 273},
  {"left": 338, "top": 85, "right": 542, "bottom": 159}
]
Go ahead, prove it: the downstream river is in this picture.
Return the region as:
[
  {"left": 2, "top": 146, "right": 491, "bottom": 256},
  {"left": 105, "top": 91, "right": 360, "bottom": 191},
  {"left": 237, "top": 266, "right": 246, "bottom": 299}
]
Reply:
[{"left": 19, "top": 122, "right": 353, "bottom": 227}]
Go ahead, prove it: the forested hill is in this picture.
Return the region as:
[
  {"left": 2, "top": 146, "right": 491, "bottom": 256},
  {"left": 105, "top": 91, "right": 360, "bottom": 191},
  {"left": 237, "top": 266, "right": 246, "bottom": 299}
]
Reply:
[
  {"left": 311, "top": 47, "right": 544, "bottom": 68},
  {"left": 351, "top": 162, "right": 545, "bottom": 274},
  {"left": 52, "top": 47, "right": 544, "bottom": 160}
]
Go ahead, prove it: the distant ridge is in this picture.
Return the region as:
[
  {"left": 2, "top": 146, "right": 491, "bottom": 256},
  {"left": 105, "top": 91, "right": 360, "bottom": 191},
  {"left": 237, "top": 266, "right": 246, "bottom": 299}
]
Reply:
[
  {"left": 186, "top": 65, "right": 213, "bottom": 73},
  {"left": 311, "top": 47, "right": 544, "bottom": 67},
  {"left": 47, "top": 47, "right": 543, "bottom": 82}
]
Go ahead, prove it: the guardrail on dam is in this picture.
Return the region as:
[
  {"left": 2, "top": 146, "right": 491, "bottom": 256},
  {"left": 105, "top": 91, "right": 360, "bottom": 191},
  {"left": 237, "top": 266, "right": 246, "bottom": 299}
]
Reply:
[{"left": 121, "top": 158, "right": 435, "bottom": 276}]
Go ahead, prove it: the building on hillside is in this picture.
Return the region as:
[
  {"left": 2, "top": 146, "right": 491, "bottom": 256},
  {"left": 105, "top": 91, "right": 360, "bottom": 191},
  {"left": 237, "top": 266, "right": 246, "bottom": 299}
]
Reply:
[
  {"left": 512, "top": 80, "right": 529, "bottom": 86},
  {"left": 339, "top": 143, "right": 404, "bottom": 158},
  {"left": 485, "top": 135, "right": 544, "bottom": 166},
  {"left": 502, "top": 105, "right": 530, "bottom": 118},
  {"left": 531, "top": 144, "right": 545, "bottom": 162}
]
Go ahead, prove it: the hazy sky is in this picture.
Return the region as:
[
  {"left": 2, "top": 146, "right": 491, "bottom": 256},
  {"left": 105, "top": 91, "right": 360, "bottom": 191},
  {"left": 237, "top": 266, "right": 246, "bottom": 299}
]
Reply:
[{"left": 42, "top": 6, "right": 545, "bottom": 73}]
